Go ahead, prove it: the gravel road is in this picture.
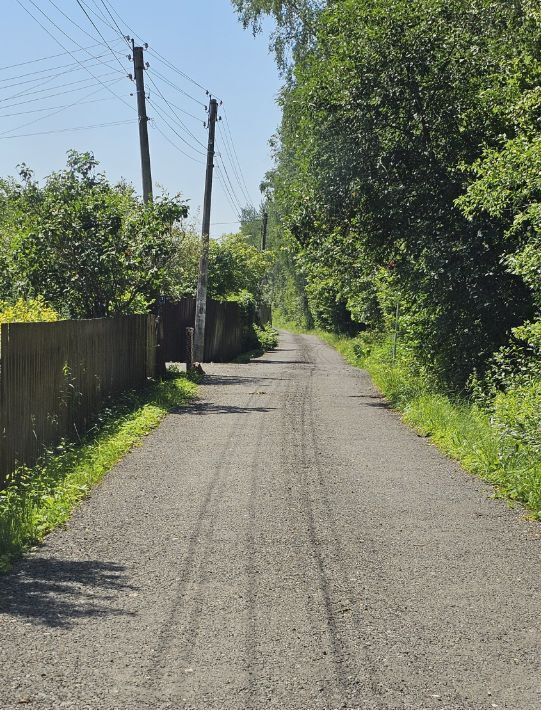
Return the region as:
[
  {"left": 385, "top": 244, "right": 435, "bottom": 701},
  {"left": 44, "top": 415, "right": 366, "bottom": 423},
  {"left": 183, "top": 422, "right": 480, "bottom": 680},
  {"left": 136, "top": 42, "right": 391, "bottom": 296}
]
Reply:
[{"left": 0, "top": 331, "right": 539, "bottom": 710}]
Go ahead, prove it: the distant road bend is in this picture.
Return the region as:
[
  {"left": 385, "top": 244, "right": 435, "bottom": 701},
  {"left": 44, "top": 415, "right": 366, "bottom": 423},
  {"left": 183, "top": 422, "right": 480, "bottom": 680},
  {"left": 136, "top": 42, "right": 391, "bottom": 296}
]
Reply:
[{"left": 0, "top": 331, "right": 539, "bottom": 710}]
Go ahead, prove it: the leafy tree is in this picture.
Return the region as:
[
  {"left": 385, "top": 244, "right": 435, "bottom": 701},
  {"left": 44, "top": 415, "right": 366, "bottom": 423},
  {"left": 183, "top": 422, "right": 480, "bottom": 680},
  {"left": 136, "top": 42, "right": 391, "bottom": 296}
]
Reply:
[
  {"left": 208, "top": 232, "right": 272, "bottom": 301},
  {"left": 0, "top": 151, "right": 188, "bottom": 318},
  {"left": 256, "top": 0, "right": 537, "bottom": 387},
  {"left": 230, "top": 0, "right": 324, "bottom": 71}
]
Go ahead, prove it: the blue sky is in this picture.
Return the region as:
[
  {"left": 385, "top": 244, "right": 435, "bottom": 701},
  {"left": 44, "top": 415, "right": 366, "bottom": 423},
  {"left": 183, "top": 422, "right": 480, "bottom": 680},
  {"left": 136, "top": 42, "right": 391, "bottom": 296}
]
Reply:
[{"left": 1, "top": 1, "right": 282, "bottom": 234}]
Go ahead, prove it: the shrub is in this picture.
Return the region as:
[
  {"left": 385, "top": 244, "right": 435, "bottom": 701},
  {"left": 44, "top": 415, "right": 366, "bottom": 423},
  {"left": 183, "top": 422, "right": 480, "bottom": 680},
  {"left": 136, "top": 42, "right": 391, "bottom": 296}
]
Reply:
[
  {"left": 254, "top": 323, "right": 279, "bottom": 351},
  {"left": 0, "top": 296, "right": 59, "bottom": 324}
]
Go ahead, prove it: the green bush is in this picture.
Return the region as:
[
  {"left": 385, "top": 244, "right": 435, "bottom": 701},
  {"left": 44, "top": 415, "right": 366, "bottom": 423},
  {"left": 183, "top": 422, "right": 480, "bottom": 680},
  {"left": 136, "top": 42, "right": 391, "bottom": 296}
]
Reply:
[
  {"left": 0, "top": 296, "right": 59, "bottom": 324},
  {"left": 254, "top": 323, "right": 279, "bottom": 351}
]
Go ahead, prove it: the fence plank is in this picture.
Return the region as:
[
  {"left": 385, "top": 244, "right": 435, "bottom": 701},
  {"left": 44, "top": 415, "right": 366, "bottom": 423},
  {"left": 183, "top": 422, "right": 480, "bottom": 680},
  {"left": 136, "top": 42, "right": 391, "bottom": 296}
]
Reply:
[
  {"left": 160, "top": 298, "right": 245, "bottom": 364},
  {"left": 0, "top": 314, "right": 156, "bottom": 487}
]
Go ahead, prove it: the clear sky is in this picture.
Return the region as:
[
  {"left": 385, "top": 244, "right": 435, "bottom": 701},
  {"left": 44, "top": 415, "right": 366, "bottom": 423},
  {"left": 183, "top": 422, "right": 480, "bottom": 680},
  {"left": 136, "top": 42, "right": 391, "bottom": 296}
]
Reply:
[{"left": 1, "top": 1, "right": 282, "bottom": 235}]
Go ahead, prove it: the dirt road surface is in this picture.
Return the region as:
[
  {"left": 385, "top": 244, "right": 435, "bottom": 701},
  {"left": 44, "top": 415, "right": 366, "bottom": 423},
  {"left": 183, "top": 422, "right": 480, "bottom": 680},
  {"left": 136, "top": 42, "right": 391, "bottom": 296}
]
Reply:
[{"left": 0, "top": 332, "right": 539, "bottom": 710}]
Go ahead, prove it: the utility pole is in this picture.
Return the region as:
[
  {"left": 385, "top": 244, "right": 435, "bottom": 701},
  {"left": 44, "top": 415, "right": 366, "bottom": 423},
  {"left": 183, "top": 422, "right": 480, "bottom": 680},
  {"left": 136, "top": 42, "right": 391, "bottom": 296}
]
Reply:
[
  {"left": 132, "top": 42, "right": 153, "bottom": 203},
  {"left": 194, "top": 98, "right": 219, "bottom": 362},
  {"left": 261, "top": 210, "right": 268, "bottom": 251}
]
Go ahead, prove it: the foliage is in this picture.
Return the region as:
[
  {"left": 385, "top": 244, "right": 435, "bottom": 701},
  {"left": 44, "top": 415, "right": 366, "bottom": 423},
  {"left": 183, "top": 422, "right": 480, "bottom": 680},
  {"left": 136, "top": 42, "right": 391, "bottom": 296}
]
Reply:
[
  {"left": 0, "top": 372, "right": 197, "bottom": 572},
  {"left": 244, "top": 0, "right": 539, "bottom": 390},
  {"left": 0, "top": 296, "right": 59, "bottom": 324},
  {"left": 208, "top": 232, "right": 273, "bottom": 302},
  {"left": 230, "top": 0, "right": 324, "bottom": 71},
  {"left": 254, "top": 322, "right": 279, "bottom": 350},
  {"left": 0, "top": 151, "right": 188, "bottom": 318}
]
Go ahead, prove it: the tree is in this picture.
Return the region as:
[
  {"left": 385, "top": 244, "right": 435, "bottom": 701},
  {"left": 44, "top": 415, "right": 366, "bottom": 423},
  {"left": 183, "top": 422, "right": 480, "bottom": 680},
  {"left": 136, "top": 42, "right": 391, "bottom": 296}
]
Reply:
[
  {"left": 1, "top": 151, "right": 188, "bottom": 318},
  {"left": 260, "top": 0, "right": 537, "bottom": 387},
  {"left": 230, "top": 0, "right": 324, "bottom": 71}
]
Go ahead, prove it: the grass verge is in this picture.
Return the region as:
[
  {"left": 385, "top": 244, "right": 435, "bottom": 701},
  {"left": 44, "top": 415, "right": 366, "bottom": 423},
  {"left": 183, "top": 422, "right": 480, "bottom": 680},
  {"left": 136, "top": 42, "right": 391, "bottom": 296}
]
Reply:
[
  {"left": 279, "top": 322, "right": 540, "bottom": 519},
  {"left": 0, "top": 372, "right": 198, "bottom": 572}
]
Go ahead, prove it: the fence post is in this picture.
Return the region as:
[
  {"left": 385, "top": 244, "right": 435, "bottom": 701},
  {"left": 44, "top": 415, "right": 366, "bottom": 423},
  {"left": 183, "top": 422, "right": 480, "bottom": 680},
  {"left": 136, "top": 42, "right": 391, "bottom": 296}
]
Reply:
[
  {"left": 186, "top": 327, "right": 194, "bottom": 371},
  {"left": 155, "top": 310, "right": 167, "bottom": 379}
]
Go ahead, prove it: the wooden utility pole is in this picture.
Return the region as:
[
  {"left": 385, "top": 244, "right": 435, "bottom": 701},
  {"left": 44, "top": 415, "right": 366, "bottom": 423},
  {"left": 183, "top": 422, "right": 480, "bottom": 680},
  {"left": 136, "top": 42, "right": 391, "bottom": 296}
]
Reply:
[
  {"left": 194, "top": 98, "right": 219, "bottom": 362},
  {"left": 132, "top": 43, "right": 153, "bottom": 203},
  {"left": 261, "top": 210, "right": 268, "bottom": 251}
]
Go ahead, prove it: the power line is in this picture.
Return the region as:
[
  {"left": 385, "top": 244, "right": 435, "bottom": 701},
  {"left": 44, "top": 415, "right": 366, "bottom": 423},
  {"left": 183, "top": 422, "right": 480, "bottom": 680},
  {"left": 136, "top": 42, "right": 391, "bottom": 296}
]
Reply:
[
  {"left": 16, "top": 0, "right": 134, "bottom": 112},
  {"left": 70, "top": 0, "right": 127, "bottom": 72},
  {"left": 215, "top": 163, "right": 243, "bottom": 216},
  {"left": 145, "top": 73, "right": 207, "bottom": 150},
  {"left": 217, "top": 120, "right": 254, "bottom": 210},
  {"left": 216, "top": 168, "right": 243, "bottom": 218},
  {"left": 147, "top": 100, "right": 205, "bottom": 159},
  {"left": 0, "top": 78, "right": 125, "bottom": 137},
  {"left": 0, "top": 62, "right": 123, "bottom": 104},
  {"left": 147, "top": 49, "right": 215, "bottom": 97},
  {"left": 216, "top": 154, "right": 246, "bottom": 214},
  {"left": 91, "top": 0, "right": 210, "bottom": 94},
  {"left": 0, "top": 51, "right": 119, "bottom": 85},
  {"left": 0, "top": 77, "right": 123, "bottom": 110},
  {"left": 78, "top": 0, "right": 130, "bottom": 48},
  {"left": 148, "top": 68, "right": 206, "bottom": 107},
  {"left": 0, "top": 38, "right": 124, "bottom": 72},
  {"left": 222, "top": 106, "right": 256, "bottom": 208},
  {"left": 0, "top": 94, "right": 117, "bottom": 119},
  {"left": 145, "top": 96, "right": 203, "bottom": 123},
  {"left": 0, "top": 118, "right": 136, "bottom": 140},
  {"left": 0, "top": 70, "right": 122, "bottom": 104},
  {"left": 97, "top": 0, "right": 130, "bottom": 44},
  {"left": 149, "top": 119, "right": 205, "bottom": 165}
]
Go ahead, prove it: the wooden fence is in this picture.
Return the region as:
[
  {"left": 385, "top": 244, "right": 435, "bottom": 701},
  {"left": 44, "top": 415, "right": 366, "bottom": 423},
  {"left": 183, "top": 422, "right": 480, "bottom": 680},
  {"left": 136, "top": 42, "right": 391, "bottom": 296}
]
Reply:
[
  {"left": 0, "top": 315, "right": 156, "bottom": 487},
  {"left": 160, "top": 298, "right": 244, "bottom": 363}
]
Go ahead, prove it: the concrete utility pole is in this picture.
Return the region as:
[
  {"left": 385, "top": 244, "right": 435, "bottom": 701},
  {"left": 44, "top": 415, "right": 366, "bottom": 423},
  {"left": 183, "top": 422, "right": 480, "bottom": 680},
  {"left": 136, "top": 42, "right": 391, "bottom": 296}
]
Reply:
[
  {"left": 132, "top": 43, "right": 153, "bottom": 203},
  {"left": 194, "top": 98, "right": 219, "bottom": 362},
  {"left": 261, "top": 210, "right": 268, "bottom": 251}
]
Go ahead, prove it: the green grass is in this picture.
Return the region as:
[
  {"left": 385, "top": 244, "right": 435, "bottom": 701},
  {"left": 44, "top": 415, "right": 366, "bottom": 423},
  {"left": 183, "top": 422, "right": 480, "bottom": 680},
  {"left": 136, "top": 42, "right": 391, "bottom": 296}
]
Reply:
[
  {"left": 281, "top": 324, "right": 541, "bottom": 519},
  {"left": 0, "top": 373, "right": 198, "bottom": 571}
]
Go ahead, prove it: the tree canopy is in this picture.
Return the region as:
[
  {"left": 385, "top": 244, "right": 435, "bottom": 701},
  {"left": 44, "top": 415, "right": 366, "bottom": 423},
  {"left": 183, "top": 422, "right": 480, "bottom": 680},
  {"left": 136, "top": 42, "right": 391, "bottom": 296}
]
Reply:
[{"left": 246, "top": 0, "right": 541, "bottom": 390}]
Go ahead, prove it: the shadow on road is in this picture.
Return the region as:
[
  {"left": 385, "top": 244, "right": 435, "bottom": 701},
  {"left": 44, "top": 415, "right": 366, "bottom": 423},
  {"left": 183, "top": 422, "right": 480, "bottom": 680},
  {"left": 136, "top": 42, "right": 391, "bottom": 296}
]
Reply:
[
  {"left": 175, "top": 402, "right": 276, "bottom": 416},
  {"left": 203, "top": 373, "right": 292, "bottom": 387},
  {"left": 0, "top": 558, "right": 136, "bottom": 629}
]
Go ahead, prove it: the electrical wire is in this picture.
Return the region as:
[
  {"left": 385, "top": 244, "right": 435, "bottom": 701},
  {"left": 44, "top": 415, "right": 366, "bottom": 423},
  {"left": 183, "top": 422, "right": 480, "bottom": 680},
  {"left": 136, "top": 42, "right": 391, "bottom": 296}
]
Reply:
[
  {"left": 0, "top": 38, "right": 124, "bottom": 72},
  {"left": 98, "top": 2, "right": 218, "bottom": 98},
  {"left": 222, "top": 106, "right": 256, "bottom": 207},
  {"left": 147, "top": 49, "right": 215, "bottom": 97},
  {"left": 71, "top": 0, "right": 127, "bottom": 72},
  {"left": 147, "top": 99, "right": 205, "bottom": 159},
  {"left": 79, "top": 0, "right": 219, "bottom": 113},
  {"left": 0, "top": 61, "right": 123, "bottom": 104},
  {"left": 145, "top": 96, "right": 203, "bottom": 123},
  {"left": 0, "top": 77, "right": 125, "bottom": 137},
  {"left": 149, "top": 119, "right": 205, "bottom": 165},
  {"left": 216, "top": 153, "right": 246, "bottom": 213},
  {"left": 0, "top": 118, "right": 136, "bottom": 140},
  {"left": 0, "top": 70, "right": 122, "bottom": 104},
  {"left": 0, "top": 94, "right": 117, "bottom": 119},
  {"left": 16, "top": 0, "right": 134, "bottom": 112},
  {"left": 97, "top": 0, "right": 130, "bottom": 45},
  {"left": 0, "top": 77, "right": 122, "bottom": 110},
  {"left": 0, "top": 71, "right": 118, "bottom": 103},
  {"left": 215, "top": 167, "right": 242, "bottom": 219},
  {"left": 0, "top": 51, "right": 119, "bottom": 85},
  {"left": 146, "top": 73, "right": 207, "bottom": 150},
  {"left": 78, "top": 0, "right": 131, "bottom": 48},
  {"left": 215, "top": 162, "right": 244, "bottom": 216},
  {"left": 147, "top": 68, "right": 206, "bottom": 108},
  {"left": 217, "top": 120, "right": 254, "bottom": 210}
]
